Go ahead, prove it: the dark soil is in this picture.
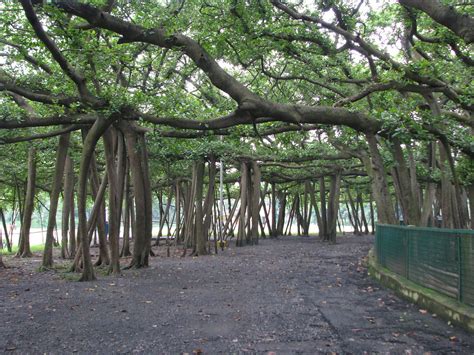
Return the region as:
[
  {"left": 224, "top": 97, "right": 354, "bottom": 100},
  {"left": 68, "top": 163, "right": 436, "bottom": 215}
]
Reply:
[{"left": 1, "top": 234, "right": 473, "bottom": 354}]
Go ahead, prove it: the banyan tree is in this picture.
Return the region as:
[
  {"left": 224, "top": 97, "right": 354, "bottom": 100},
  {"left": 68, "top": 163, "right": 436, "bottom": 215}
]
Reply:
[{"left": 0, "top": 0, "right": 472, "bottom": 280}]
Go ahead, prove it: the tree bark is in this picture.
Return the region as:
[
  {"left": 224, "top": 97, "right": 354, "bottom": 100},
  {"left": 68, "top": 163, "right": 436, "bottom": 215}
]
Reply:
[
  {"left": 203, "top": 156, "right": 217, "bottom": 245},
  {"left": 175, "top": 180, "right": 182, "bottom": 244},
  {"left": 319, "top": 177, "right": 328, "bottom": 238},
  {"left": 89, "top": 154, "right": 110, "bottom": 266},
  {"left": 43, "top": 132, "right": 70, "bottom": 267},
  {"left": 366, "top": 133, "right": 396, "bottom": 224},
  {"left": 61, "top": 154, "right": 74, "bottom": 259},
  {"left": 103, "top": 128, "right": 121, "bottom": 275},
  {"left": 398, "top": 0, "right": 474, "bottom": 44},
  {"left": 420, "top": 143, "right": 436, "bottom": 226},
  {"left": 71, "top": 167, "right": 109, "bottom": 272},
  {"left": 250, "top": 161, "right": 261, "bottom": 244},
  {"left": 78, "top": 117, "right": 117, "bottom": 281},
  {"left": 391, "top": 137, "right": 421, "bottom": 225},
  {"left": 121, "top": 122, "right": 152, "bottom": 267},
  {"left": 69, "top": 178, "right": 76, "bottom": 257},
  {"left": 18, "top": 147, "right": 36, "bottom": 258},
  {"left": 237, "top": 161, "right": 248, "bottom": 247},
  {"left": 276, "top": 191, "right": 286, "bottom": 236},
  {"left": 271, "top": 182, "right": 277, "bottom": 237},
  {"left": 193, "top": 159, "right": 207, "bottom": 255}
]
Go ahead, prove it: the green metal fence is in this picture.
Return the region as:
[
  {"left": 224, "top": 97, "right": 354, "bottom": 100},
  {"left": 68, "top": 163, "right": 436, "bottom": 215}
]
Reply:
[{"left": 375, "top": 224, "right": 474, "bottom": 307}]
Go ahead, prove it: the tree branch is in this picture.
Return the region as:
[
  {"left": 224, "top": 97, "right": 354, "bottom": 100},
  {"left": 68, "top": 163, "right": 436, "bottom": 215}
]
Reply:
[
  {"left": 20, "top": 0, "right": 101, "bottom": 105},
  {"left": 0, "top": 124, "right": 82, "bottom": 144},
  {"left": 399, "top": 0, "right": 474, "bottom": 44}
]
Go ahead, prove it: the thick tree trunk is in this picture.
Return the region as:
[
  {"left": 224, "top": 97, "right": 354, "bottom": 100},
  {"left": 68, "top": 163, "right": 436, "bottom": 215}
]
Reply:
[
  {"left": 121, "top": 122, "right": 152, "bottom": 267},
  {"left": 193, "top": 159, "right": 207, "bottom": 255},
  {"left": 71, "top": 171, "right": 109, "bottom": 272},
  {"left": 391, "top": 138, "right": 421, "bottom": 225},
  {"left": 61, "top": 154, "right": 74, "bottom": 259},
  {"left": 103, "top": 128, "right": 121, "bottom": 275},
  {"left": 276, "top": 191, "right": 286, "bottom": 236},
  {"left": 438, "top": 143, "right": 456, "bottom": 228},
  {"left": 183, "top": 179, "right": 196, "bottom": 251},
  {"left": 271, "top": 182, "right": 277, "bottom": 237},
  {"left": 424, "top": 94, "right": 466, "bottom": 228},
  {"left": 440, "top": 139, "right": 466, "bottom": 228},
  {"left": 250, "top": 161, "right": 261, "bottom": 244},
  {"left": 237, "top": 161, "right": 248, "bottom": 247},
  {"left": 398, "top": 0, "right": 474, "bottom": 44},
  {"left": 43, "top": 132, "right": 70, "bottom": 267},
  {"left": 175, "top": 180, "right": 182, "bottom": 244},
  {"left": 203, "top": 157, "right": 216, "bottom": 237},
  {"left": 69, "top": 181, "right": 76, "bottom": 257},
  {"left": 366, "top": 133, "right": 396, "bottom": 225},
  {"left": 407, "top": 144, "right": 422, "bottom": 217},
  {"left": 89, "top": 151, "right": 109, "bottom": 266},
  {"left": 420, "top": 143, "right": 437, "bottom": 226},
  {"left": 319, "top": 177, "right": 328, "bottom": 239},
  {"left": 302, "top": 182, "right": 312, "bottom": 236},
  {"left": 18, "top": 147, "right": 36, "bottom": 258},
  {"left": 78, "top": 117, "right": 117, "bottom": 281}
]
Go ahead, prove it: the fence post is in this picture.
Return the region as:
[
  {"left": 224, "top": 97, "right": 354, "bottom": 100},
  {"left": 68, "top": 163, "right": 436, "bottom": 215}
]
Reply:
[
  {"left": 376, "top": 225, "right": 380, "bottom": 264},
  {"left": 458, "top": 235, "right": 463, "bottom": 303},
  {"left": 405, "top": 228, "right": 409, "bottom": 280}
]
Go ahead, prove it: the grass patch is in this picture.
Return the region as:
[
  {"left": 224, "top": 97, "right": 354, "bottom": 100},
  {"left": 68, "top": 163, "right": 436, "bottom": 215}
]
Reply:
[
  {"left": 37, "top": 263, "right": 70, "bottom": 272},
  {"left": 59, "top": 271, "right": 81, "bottom": 282},
  {"left": 1, "top": 244, "right": 45, "bottom": 256}
]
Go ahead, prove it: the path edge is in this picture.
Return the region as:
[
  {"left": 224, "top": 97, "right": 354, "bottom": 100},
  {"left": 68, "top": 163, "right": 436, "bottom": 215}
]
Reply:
[{"left": 367, "top": 248, "right": 474, "bottom": 333}]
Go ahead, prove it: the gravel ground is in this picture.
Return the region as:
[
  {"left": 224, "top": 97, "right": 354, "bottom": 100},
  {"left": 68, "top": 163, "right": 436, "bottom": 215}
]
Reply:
[{"left": 1, "top": 234, "right": 473, "bottom": 354}]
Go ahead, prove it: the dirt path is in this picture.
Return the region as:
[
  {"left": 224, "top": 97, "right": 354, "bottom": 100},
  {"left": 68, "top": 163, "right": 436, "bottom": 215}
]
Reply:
[{"left": 1, "top": 235, "right": 473, "bottom": 353}]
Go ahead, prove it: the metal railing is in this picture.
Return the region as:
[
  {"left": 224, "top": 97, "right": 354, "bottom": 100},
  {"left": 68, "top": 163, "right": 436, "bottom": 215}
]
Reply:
[{"left": 375, "top": 224, "right": 474, "bottom": 307}]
